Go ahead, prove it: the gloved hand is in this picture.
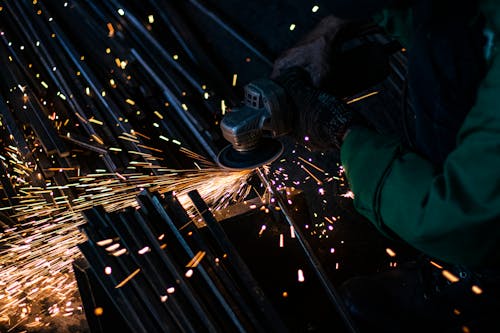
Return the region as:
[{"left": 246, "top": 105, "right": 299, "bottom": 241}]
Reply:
[
  {"left": 273, "top": 67, "right": 352, "bottom": 151},
  {"left": 271, "top": 15, "right": 378, "bottom": 89}
]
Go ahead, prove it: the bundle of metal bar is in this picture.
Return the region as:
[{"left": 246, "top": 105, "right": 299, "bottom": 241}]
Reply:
[
  {"left": 78, "top": 189, "right": 289, "bottom": 333},
  {"left": 81, "top": 0, "right": 221, "bottom": 161},
  {"left": 1, "top": 0, "right": 226, "bottom": 179}
]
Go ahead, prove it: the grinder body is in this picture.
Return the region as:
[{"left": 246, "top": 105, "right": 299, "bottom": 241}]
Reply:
[{"left": 217, "top": 78, "right": 289, "bottom": 169}]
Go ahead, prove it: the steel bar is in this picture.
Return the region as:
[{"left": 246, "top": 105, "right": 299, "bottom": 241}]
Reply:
[
  {"left": 186, "top": 0, "right": 273, "bottom": 67},
  {"left": 187, "top": 189, "right": 289, "bottom": 333},
  {"left": 255, "top": 167, "right": 359, "bottom": 333},
  {"left": 140, "top": 191, "right": 253, "bottom": 333}
]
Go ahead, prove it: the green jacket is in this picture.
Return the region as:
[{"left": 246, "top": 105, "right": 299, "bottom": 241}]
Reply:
[{"left": 340, "top": 0, "right": 500, "bottom": 268}]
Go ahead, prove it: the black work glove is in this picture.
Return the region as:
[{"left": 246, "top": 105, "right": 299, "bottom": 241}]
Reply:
[
  {"left": 271, "top": 15, "right": 385, "bottom": 94},
  {"left": 273, "top": 67, "right": 352, "bottom": 151}
]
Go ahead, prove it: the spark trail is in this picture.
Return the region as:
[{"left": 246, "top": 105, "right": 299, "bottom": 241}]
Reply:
[{"left": 0, "top": 166, "right": 253, "bottom": 330}]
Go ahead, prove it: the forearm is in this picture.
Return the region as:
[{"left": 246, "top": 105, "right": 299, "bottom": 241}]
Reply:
[{"left": 341, "top": 126, "right": 500, "bottom": 267}]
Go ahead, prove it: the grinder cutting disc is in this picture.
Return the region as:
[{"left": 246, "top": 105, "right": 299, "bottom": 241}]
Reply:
[{"left": 217, "top": 138, "right": 284, "bottom": 170}]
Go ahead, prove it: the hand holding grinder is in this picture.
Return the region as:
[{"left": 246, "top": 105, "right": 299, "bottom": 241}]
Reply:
[{"left": 217, "top": 67, "right": 352, "bottom": 169}]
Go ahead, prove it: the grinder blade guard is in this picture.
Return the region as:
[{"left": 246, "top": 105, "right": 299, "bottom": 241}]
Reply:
[{"left": 217, "top": 78, "right": 289, "bottom": 169}]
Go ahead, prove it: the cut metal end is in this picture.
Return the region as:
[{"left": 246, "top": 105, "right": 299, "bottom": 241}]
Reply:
[{"left": 217, "top": 138, "right": 283, "bottom": 170}]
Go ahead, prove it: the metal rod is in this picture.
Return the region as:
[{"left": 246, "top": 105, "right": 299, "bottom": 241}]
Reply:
[
  {"left": 255, "top": 167, "right": 360, "bottom": 333},
  {"left": 145, "top": 192, "right": 250, "bottom": 333},
  {"left": 188, "top": 189, "right": 289, "bottom": 333},
  {"left": 187, "top": 0, "right": 273, "bottom": 67},
  {"left": 131, "top": 48, "right": 218, "bottom": 162}
]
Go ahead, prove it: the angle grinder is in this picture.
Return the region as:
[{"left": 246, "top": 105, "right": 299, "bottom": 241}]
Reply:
[
  {"left": 217, "top": 78, "right": 290, "bottom": 170},
  {"left": 217, "top": 29, "right": 400, "bottom": 170}
]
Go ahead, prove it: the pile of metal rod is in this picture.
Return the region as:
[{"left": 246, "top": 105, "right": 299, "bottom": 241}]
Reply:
[
  {"left": 0, "top": 2, "right": 363, "bottom": 332},
  {"left": 76, "top": 189, "right": 288, "bottom": 333}
]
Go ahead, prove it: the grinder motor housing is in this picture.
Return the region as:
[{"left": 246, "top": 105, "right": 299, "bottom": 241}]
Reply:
[{"left": 220, "top": 78, "right": 290, "bottom": 152}]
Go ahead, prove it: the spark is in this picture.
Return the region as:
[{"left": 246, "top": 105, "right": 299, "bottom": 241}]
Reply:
[
  {"left": 341, "top": 190, "right": 354, "bottom": 199},
  {"left": 115, "top": 268, "right": 140, "bottom": 288},
  {"left": 385, "top": 248, "right": 396, "bottom": 257},
  {"left": 346, "top": 91, "right": 379, "bottom": 104},
  {"left": 0, "top": 166, "right": 254, "bottom": 327},
  {"left": 297, "top": 269, "right": 305, "bottom": 282},
  {"left": 471, "top": 285, "right": 483, "bottom": 295},
  {"left": 138, "top": 246, "right": 150, "bottom": 255},
  {"left": 186, "top": 251, "right": 206, "bottom": 268},
  {"left": 442, "top": 270, "right": 460, "bottom": 283},
  {"left": 258, "top": 224, "right": 266, "bottom": 236},
  {"left": 221, "top": 100, "right": 226, "bottom": 115},
  {"left": 297, "top": 156, "right": 324, "bottom": 173}
]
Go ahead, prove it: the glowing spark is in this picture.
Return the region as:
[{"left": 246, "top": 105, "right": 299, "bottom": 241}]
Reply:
[
  {"left": 471, "top": 285, "right": 483, "bottom": 294},
  {"left": 429, "top": 261, "right": 443, "bottom": 269},
  {"left": 138, "top": 246, "right": 150, "bottom": 255},
  {"left": 341, "top": 191, "right": 354, "bottom": 199},
  {"left": 0, "top": 164, "right": 253, "bottom": 327},
  {"left": 221, "top": 100, "right": 226, "bottom": 115},
  {"left": 115, "top": 269, "right": 141, "bottom": 288},
  {"left": 88, "top": 117, "right": 103, "bottom": 125},
  {"left": 442, "top": 270, "right": 460, "bottom": 283},
  {"left": 324, "top": 216, "right": 336, "bottom": 224},
  {"left": 297, "top": 156, "right": 324, "bottom": 173},
  {"left": 98, "top": 239, "right": 115, "bottom": 249},
  {"left": 385, "top": 248, "right": 396, "bottom": 257},
  {"left": 346, "top": 91, "right": 379, "bottom": 104},
  {"left": 186, "top": 251, "right": 206, "bottom": 268},
  {"left": 112, "top": 248, "right": 127, "bottom": 257},
  {"left": 297, "top": 269, "right": 305, "bottom": 282},
  {"left": 153, "top": 110, "right": 163, "bottom": 119},
  {"left": 301, "top": 165, "right": 322, "bottom": 185},
  {"left": 258, "top": 224, "right": 266, "bottom": 236}
]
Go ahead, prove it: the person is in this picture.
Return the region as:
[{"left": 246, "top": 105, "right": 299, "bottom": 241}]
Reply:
[{"left": 270, "top": 0, "right": 500, "bottom": 331}]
